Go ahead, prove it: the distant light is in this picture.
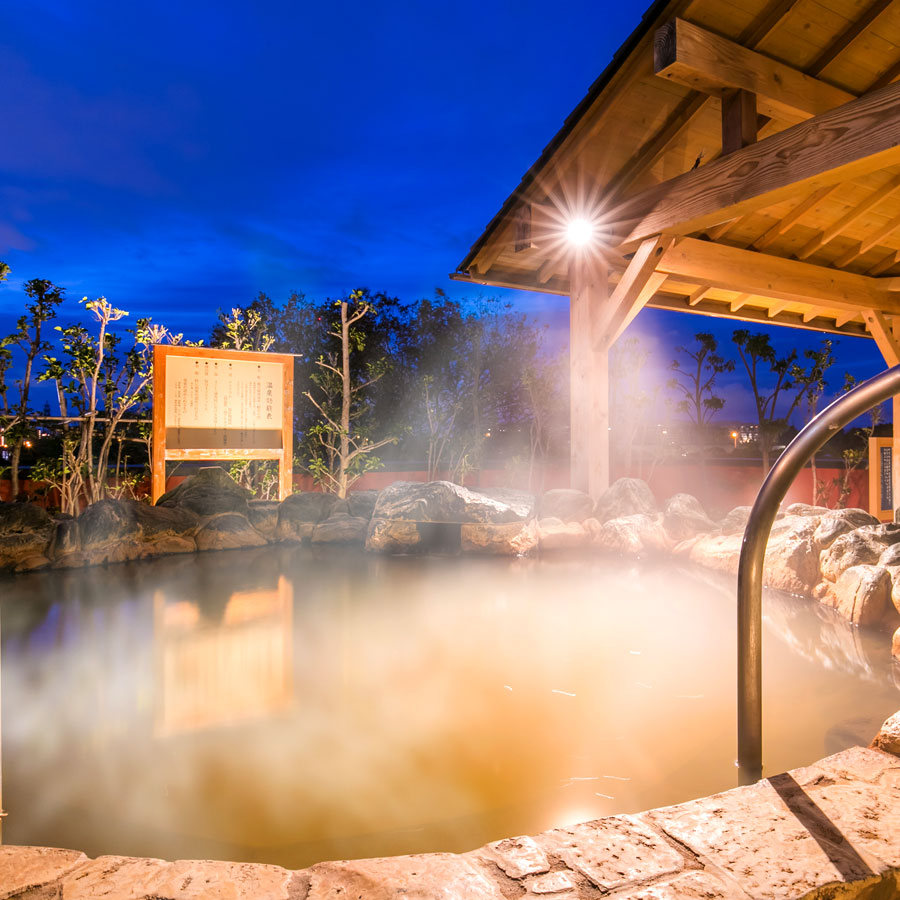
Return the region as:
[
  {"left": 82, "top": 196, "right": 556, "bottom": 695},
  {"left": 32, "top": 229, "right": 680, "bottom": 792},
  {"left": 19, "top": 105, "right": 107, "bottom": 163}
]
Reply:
[{"left": 567, "top": 218, "right": 594, "bottom": 246}]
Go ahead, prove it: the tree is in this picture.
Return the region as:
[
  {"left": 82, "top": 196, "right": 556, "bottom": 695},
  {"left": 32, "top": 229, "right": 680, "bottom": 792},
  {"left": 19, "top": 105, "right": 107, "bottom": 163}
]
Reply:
[
  {"left": 303, "top": 290, "right": 396, "bottom": 497},
  {"left": 1, "top": 279, "right": 65, "bottom": 499},
  {"left": 794, "top": 339, "right": 836, "bottom": 504},
  {"left": 732, "top": 330, "right": 821, "bottom": 472},
  {"left": 669, "top": 332, "right": 734, "bottom": 429}
]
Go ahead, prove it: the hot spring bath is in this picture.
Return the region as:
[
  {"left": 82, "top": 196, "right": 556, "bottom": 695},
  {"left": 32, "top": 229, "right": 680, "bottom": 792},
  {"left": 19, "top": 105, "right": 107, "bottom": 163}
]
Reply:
[{"left": 1, "top": 544, "right": 898, "bottom": 869}]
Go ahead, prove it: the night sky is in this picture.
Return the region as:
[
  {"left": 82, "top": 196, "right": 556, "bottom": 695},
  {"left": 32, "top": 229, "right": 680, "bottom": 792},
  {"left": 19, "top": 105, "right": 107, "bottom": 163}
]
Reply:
[{"left": 0, "top": 0, "right": 886, "bottom": 422}]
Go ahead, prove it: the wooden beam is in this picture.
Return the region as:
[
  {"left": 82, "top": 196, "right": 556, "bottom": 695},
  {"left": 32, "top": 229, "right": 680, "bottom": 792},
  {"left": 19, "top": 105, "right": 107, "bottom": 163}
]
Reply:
[
  {"left": 864, "top": 308, "right": 900, "bottom": 365},
  {"left": 612, "top": 79, "right": 900, "bottom": 249},
  {"left": 834, "top": 211, "right": 900, "bottom": 267},
  {"left": 797, "top": 174, "right": 900, "bottom": 259},
  {"left": 596, "top": 236, "right": 673, "bottom": 348},
  {"left": 834, "top": 310, "right": 858, "bottom": 327},
  {"left": 738, "top": 0, "right": 801, "bottom": 46},
  {"left": 706, "top": 217, "right": 739, "bottom": 241},
  {"left": 802, "top": 307, "right": 824, "bottom": 323},
  {"left": 807, "top": 0, "right": 896, "bottom": 77},
  {"left": 730, "top": 292, "right": 752, "bottom": 312},
  {"left": 569, "top": 253, "right": 610, "bottom": 497},
  {"left": 654, "top": 18, "right": 855, "bottom": 121},
  {"left": 768, "top": 300, "right": 789, "bottom": 317},
  {"left": 721, "top": 89, "right": 758, "bottom": 155},
  {"left": 537, "top": 257, "right": 560, "bottom": 285},
  {"left": 655, "top": 236, "right": 900, "bottom": 312}
]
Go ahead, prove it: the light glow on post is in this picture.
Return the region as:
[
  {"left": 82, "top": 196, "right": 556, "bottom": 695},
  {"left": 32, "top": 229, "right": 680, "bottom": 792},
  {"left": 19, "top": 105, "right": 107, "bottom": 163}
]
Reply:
[{"left": 566, "top": 218, "right": 594, "bottom": 247}]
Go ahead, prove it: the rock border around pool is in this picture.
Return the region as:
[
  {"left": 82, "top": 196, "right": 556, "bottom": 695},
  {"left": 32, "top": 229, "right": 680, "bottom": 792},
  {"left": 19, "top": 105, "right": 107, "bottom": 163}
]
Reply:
[
  {"left": 4, "top": 713, "right": 900, "bottom": 900},
  {"left": 3, "top": 470, "right": 900, "bottom": 646}
]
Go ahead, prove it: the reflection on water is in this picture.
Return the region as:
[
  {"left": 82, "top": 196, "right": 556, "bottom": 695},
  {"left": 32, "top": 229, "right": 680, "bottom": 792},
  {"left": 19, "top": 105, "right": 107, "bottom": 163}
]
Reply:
[{"left": 1, "top": 546, "right": 898, "bottom": 868}]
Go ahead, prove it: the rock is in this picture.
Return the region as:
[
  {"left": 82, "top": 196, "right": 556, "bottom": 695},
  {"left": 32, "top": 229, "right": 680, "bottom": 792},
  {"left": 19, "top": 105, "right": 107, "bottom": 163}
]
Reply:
[
  {"left": 195, "top": 512, "right": 267, "bottom": 552},
  {"left": 594, "top": 478, "right": 657, "bottom": 524},
  {"left": 247, "top": 499, "right": 281, "bottom": 539},
  {"left": 49, "top": 516, "right": 80, "bottom": 559},
  {"left": 820, "top": 529, "right": 887, "bottom": 582},
  {"left": 814, "top": 508, "right": 879, "bottom": 550},
  {"left": 719, "top": 506, "right": 751, "bottom": 535},
  {"left": 347, "top": 490, "right": 380, "bottom": 519},
  {"left": 275, "top": 491, "right": 339, "bottom": 543},
  {"left": 686, "top": 532, "right": 743, "bottom": 575},
  {"left": 474, "top": 488, "right": 536, "bottom": 520},
  {"left": 662, "top": 493, "right": 716, "bottom": 542},
  {"left": 823, "top": 565, "right": 892, "bottom": 626},
  {"left": 784, "top": 502, "right": 830, "bottom": 517},
  {"left": 366, "top": 518, "right": 422, "bottom": 553},
  {"left": 461, "top": 520, "right": 539, "bottom": 555},
  {"left": 894, "top": 627, "right": 900, "bottom": 662},
  {"left": 75, "top": 499, "right": 142, "bottom": 564},
  {"left": 372, "top": 481, "right": 532, "bottom": 524},
  {"left": 537, "top": 517, "right": 591, "bottom": 551},
  {"left": 311, "top": 514, "right": 369, "bottom": 545},
  {"left": 594, "top": 513, "right": 671, "bottom": 555},
  {"left": 538, "top": 489, "right": 594, "bottom": 523},
  {"left": 156, "top": 467, "right": 252, "bottom": 516},
  {"left": 880, "top": 544, "right": 900, "bottom": 567},
  {"left": 0, "top": 846, "right": 88, "bottom": 898},
  {"left": 0, "top": 501, "right": 55, "bottom": 571},
  {"left": 871, "top": 709, "right": 900, "bottom": 755},
  {"left": 763, "top": 516, "right": 821, "bottom": 596}
]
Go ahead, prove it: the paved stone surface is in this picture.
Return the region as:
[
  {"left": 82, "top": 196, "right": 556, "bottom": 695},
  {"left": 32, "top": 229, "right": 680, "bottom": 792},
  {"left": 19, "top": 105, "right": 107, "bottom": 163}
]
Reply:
[
  {"left": 0, "top": 846, "right": 87, "bottom": 900},
  {"left": 479, "top": 834, "right": 550, "bottom": 878},
  {"left": 59, "top": 856, "right": 293, "bottom": 900},
  {"left": 536, "top": 814, "right": 686, "bottom": 891},
  {"left": 303, "top": 853, "right": 501, "bottom": 899}
]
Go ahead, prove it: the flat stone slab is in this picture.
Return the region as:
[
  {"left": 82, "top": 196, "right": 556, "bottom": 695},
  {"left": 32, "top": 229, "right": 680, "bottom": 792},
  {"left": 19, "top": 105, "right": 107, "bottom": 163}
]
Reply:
[{"left": 6, "top": 746, "right": 900, "bottom": 900}]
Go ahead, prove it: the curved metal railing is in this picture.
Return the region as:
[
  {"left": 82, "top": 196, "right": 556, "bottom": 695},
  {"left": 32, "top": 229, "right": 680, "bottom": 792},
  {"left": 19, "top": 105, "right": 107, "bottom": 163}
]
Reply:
[{"left": 737, "top": 364, "right": 900, "bottom": 785}]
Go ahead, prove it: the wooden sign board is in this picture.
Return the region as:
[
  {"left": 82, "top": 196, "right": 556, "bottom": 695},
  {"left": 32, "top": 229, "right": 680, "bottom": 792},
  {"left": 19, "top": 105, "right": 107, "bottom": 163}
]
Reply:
[
  {"left": 868, "top": 436, "right": 894, "bottom": 522},
  {"left": 152, "top": 345, "right": 294, "bottom": 501}
]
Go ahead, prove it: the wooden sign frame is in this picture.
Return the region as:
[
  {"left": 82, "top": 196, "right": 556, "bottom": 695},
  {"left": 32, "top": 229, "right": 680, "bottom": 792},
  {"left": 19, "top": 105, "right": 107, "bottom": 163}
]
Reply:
[
  {"left": 151, "top": 345, "right": 294, "bottom": 502},
  {"left": 868, "top": 436, "right": 894, "bottom": 523}
]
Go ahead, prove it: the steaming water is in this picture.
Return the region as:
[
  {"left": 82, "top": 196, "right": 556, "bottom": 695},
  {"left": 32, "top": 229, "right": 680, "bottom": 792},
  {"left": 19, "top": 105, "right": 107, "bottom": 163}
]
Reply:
[{"left": 1, "top": 545, "right": 898, "bottom": 868}]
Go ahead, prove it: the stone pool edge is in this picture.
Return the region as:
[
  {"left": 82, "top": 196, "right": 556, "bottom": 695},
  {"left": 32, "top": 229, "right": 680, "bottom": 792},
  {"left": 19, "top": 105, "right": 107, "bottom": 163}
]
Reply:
[{"left": 4, "top": 723, "right": 900, "bottom": 900}]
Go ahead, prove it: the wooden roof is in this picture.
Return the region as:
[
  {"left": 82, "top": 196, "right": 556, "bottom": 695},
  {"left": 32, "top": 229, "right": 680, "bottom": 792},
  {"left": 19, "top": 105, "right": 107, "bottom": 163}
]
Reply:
[{"left": 452, "top": 0, "right": 900, "bottom": 346}]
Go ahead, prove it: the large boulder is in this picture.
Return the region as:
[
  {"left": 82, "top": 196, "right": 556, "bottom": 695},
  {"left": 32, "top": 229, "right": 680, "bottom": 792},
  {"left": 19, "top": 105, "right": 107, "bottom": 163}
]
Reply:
[
  {"left": 784, "top": 503, "right": 830, "bottom": 517},
  {"left": 820, "top": 524, "right": 900, "bottom": 582},
  {"left": 537, "top": 517, "right": 592, "bottom": 551},
  {"left": 814, "top": 509, "right": 879, "bottom": 551},
  {"left": 662, "top": 493, "right": 716, "bottom": 543},
  {"left": 819, "top": 565, "right": 892, "bottom": 626},
  {"left": 366, "top": 518, "right": 422, "bottom": 553},
  {"left": 195, "top": 512, "right": 267, "bottom": 552},
  {"left": 461, "top": 520, "right": 539, "bottom": 555},
  {"left": 538, "top": 489, "right": 594, "bottom": 523},
  {"left": 156, "top": 467, "right": 251, "bottom": 516},
  {"left": 246, "top": 500, "right": 281, "bottom": 539},
  {"left": 346, "top": 490, "right": 380, "bottom": 520},
  {"left": 0, "top": 502, "right": 55, "bottom": 571},
  {"left": 275, "top": 492, "right": 339, "bottom": 543},
  {"left": 594, "top": 478, "right": 657, "bottom": 524},
  {"left": 871, "top": 709, "right": 900, "bottom": 755},
  {"left": 371, "top": 481, "right": 533, "bottom": 524},
  {"left": 126, "top": 500, "right": 198, "bottom": 556},
  {"left": 73, "top": 499, "right": 142, "bottom": 565},
  {"left": 311, "top": 514, "right": 369, "bottom": 545},
  {"left": 719, "top": 506, "right": 751, "bottom": 535},
  {"left": 594, "top": 513, "right": 670, "bottom": 555},
  {"left": 763, "top": 515, "right": 822, "bottom": 596}
]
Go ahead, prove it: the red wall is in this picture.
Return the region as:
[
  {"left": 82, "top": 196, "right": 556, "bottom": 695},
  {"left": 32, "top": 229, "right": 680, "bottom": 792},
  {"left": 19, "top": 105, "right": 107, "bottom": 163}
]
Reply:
[{"left": 4, "top": 461, "right": 868, "bottom": 516}]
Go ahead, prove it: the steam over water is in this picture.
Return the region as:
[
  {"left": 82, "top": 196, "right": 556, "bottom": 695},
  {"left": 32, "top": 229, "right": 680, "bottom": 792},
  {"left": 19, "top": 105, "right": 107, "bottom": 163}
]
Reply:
[{"left": 2, "top": 545, "right": 898, "bottom": 868}]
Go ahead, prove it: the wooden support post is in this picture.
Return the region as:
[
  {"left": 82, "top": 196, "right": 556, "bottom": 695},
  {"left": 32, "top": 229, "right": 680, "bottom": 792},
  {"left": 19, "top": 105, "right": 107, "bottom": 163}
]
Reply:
[
  {"left": 893, "top": 318, "right": 900, "bottom": 523},
  {"left": 721, "top": 89, "right": 757, "bottom": 155},
  {"left": 569, "top": 252, "right": 610, "bottom": 497}
]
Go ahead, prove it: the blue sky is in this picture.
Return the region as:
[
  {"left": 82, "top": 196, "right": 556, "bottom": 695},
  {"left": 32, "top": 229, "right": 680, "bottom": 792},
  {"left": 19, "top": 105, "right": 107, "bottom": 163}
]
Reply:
[{"left": 0, "top": 0, "right": 885, "bottom": 421}]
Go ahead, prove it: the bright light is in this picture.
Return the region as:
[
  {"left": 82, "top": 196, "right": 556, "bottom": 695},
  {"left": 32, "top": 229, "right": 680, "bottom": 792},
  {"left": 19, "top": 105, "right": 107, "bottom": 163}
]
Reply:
[{"left": 567, "top": 218, "right": 594, "bottom": 246}]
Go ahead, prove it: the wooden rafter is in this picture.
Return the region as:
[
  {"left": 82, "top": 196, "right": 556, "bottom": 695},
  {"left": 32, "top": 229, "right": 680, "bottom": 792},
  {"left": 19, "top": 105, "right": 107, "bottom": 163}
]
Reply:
[
  {"left": 614, "top": 79, "right": 900, "bottom": 248},
  {"left": 807, "top": 0, "right": 896, "bottom": 77},
  {"left": 752, "top": 185, "right": 838, "bottom": 250},
  {"left": 655, "top": 236, "right": 898, "bottom": 311},
  {"left": 654, "top": 18, "right": 855, "bottom": 121},
  {"left": 730, "top": 293, "right": 751, "bottom": 312},
  {"left": 834, "top": 212, "right": 900, "bottom": 267},
  {"left": 869, "top": 248, "right": 900, "bottom": 275},
  {"left": 797, "top": 174, "right": 900, "bottom": 259}
]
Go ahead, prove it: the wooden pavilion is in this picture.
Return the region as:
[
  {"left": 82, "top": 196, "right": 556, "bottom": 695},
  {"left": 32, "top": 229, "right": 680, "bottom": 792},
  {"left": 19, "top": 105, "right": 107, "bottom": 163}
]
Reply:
[{"left": 453, "top": 0, "right": 900, "bottom": 503}]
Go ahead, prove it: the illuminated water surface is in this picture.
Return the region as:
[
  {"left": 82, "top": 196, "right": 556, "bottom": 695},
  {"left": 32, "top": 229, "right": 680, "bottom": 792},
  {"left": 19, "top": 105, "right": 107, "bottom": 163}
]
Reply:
[{"left": 2, "top": 545, "right": 898, "bottom": 867}]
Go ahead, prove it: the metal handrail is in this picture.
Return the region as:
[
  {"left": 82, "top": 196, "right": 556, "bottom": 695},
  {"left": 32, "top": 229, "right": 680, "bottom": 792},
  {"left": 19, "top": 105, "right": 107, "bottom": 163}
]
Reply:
[{"left": 737, "top": 364, "right": 900, "bottom": 786}]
